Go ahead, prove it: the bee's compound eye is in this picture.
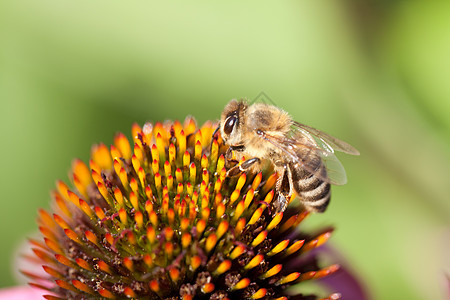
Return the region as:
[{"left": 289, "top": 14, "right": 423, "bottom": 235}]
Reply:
[{"left": 224, "top": 115, "right": 237, "bottom": 135}]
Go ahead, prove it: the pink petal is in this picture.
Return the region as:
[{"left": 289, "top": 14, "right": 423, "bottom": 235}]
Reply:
[{"left": 0, "top": 286, "right": 46, "bottom": 299}]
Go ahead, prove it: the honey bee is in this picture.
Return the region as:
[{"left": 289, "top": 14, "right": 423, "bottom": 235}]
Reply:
[{"left": 219, "top": 99, "right": 359, "bottom": 213}]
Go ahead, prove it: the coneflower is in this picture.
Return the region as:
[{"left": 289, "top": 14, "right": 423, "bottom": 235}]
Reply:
[{"left": 24, "top": 117, "right": 341, "bottom": 299}]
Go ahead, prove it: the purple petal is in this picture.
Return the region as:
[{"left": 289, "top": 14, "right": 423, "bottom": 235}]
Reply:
[
  {"left": 319, "top": 266, "right": 369, "bottom": 300},
  {"left": 315, "top": 245, "right": 370, "bottom": 300},
  {"left": 446, "top": 274, "right": 450, "bottom": 300}
]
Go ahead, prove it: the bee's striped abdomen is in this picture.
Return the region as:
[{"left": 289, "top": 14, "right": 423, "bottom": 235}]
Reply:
[{"left": 290, "top": 163, "right": 331, "bottom": 213}]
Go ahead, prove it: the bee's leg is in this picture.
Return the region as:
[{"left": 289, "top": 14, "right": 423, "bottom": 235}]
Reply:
[
  {"left": 225, "top": 147, "right": 239, "bottom": 168},
  {"left": 226, "top": 157, "right": 260, "bottom": 177},
  {"left": 273, "top": 166, "right": 292, "bottom": 213},
  {"left": 225, "top": 147, "right": 233, "bottom": 161},
  {"left": 225, "top": 145, "right": 246, "bottom": 168}
]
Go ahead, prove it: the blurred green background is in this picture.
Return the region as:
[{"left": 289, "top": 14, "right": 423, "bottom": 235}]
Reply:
[{"left": 1, "top": 0, "right": 449, "bottom": 299}]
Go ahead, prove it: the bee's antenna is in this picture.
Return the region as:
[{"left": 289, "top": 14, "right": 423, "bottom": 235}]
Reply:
[
  {"left": 212, "top": 125, "right": 220, "bottom": 139},
  {"left": 209, "top": 125, "right": 221, "bottom": 153}
]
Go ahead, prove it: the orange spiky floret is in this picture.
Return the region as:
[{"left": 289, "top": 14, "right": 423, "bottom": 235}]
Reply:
[{"left": 26, "top": 117, "right": 340, "bottom": 300}]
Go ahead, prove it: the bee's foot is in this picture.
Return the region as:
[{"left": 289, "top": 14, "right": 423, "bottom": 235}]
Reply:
[
  {"left": 273, "top": 194, "right": 289, "bottom": 214},
  {"left": 226, "top": 166, "right": 242, "bottom": 177}
]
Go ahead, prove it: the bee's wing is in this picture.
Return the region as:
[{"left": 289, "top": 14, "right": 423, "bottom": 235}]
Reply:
[
  {"left": 318, "top": 150, "right": 348, "bottom": 185},
  {"left": 291, "top": 121, "right": 360, "bottom": 156},
  {"left": 260, "top": 129, "right": 348, "bottom": 186}
]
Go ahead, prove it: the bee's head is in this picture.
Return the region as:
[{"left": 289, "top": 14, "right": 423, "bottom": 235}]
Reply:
[{"left": 220, "top": 99, "right": 247, "bottom": 145}]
